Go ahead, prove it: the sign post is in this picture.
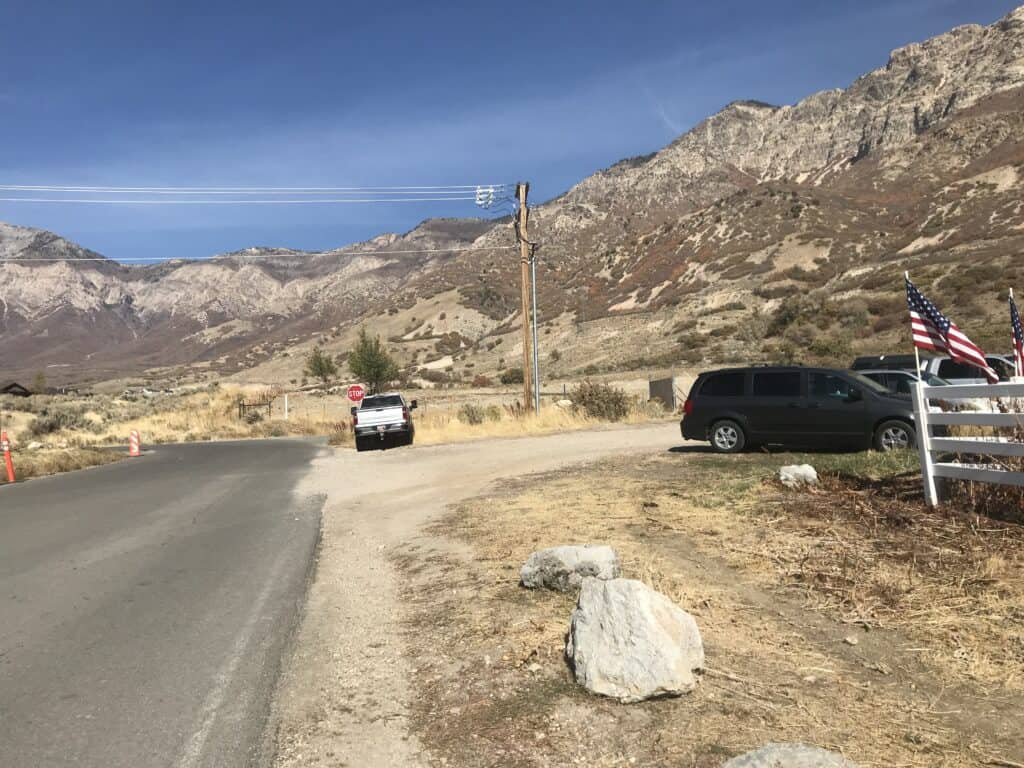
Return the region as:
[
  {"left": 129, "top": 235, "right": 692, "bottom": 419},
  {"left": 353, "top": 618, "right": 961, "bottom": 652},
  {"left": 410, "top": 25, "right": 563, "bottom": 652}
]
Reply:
[{"left": 129, "top": 430, "right": 141, "bottom": 458}]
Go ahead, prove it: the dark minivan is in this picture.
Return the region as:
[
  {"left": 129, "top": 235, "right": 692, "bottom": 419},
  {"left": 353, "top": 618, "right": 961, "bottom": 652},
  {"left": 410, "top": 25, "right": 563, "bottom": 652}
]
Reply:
[{"left": 680, "top": 366, "right": 917, "bottom": 453}]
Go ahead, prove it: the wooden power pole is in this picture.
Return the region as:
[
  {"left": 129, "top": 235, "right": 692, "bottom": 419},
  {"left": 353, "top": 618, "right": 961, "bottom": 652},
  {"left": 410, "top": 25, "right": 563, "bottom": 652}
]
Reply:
[{"left": 516, "top": 182, "right": 533, "bottom": 409}]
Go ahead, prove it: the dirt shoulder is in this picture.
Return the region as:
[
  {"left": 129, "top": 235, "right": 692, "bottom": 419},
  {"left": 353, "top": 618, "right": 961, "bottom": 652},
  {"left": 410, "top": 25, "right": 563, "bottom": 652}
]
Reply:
[
  {"left": 394, "top": 449, "right": 1024, "bottom": 767},
  {"left": 264, "top": 423, "right": 681, "bottom": 768}
]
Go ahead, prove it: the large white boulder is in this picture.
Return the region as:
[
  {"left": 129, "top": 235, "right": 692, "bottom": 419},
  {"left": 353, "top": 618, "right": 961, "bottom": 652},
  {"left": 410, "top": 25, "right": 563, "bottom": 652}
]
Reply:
[
  {"left": 566, "top": 578, "right": 704, "bottom": 702},
  {"left": 722, "top": 743, "right": 858, "bottom": 767},
  {"left": 520, "top": 545, "right": 620, "bottom": 592},
  {"left": 779, "top": 464, "right": 818, "bottom": 488}
]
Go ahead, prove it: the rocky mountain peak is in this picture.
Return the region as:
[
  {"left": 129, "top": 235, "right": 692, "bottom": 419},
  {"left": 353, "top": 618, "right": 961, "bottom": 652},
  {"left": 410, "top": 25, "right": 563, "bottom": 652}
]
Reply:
[{"left": 0, "top": 222, "right": 107, "bottom": 262}]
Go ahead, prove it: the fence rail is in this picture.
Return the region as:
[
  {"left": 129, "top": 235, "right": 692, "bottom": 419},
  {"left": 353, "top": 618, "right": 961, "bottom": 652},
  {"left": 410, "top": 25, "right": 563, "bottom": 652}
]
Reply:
[{"left": 912, "top": 380, "right": 1024, "bottom": 505}]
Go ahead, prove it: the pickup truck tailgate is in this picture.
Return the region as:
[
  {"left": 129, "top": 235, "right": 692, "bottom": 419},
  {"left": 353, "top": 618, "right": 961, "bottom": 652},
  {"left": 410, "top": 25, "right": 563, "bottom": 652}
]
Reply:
[{"left": 357, "top": 405, "right": 405, "bottom": 428}]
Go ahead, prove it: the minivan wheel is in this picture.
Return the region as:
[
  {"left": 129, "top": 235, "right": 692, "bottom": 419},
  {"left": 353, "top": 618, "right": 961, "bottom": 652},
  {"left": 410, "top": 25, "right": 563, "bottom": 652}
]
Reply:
[
  {"left": 874, "top": 420, "right": 916, "bottom": 452},
  {"left": 710, "top": 420, "right": 746, "bottom": 453}
]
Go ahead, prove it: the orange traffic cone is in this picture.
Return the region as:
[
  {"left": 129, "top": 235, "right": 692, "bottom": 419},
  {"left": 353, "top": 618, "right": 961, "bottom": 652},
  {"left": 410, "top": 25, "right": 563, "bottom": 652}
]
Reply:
[{"left": 2, "top": 430, "right": 15, "bottom": 483}]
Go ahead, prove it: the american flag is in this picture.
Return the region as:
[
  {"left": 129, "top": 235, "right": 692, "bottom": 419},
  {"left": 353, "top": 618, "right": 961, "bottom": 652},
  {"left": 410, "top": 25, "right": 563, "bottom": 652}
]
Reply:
[
  {"left": 1011, "top": 291, "right": 1024, "bottom": 378},
  {"left": 905, "top": 277, "right": 999, "bottom": 383}
]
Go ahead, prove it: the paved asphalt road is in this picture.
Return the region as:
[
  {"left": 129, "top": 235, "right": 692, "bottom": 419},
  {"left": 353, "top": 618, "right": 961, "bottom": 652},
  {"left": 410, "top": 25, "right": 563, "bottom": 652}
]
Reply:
[{"left": 0, "top": 439, "right": 325, "bottom": 768}]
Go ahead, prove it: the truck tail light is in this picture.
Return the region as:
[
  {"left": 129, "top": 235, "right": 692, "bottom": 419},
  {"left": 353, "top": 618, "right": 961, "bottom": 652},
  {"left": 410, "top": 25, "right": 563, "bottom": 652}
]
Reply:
[
  {"left": 402, "top": 407, "right": 409, "bottom": 420},
  {"left": 352, "top": 412, "right": 358, "bottom": 425},
  {"left": 683, "top": 398, "right": 694, "bottom": 416}
]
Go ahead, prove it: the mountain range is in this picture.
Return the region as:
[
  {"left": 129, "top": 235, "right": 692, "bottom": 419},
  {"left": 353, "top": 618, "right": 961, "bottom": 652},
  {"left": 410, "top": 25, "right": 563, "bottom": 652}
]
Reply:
[{"left": 3, "top": 5, "right": 1024, "bottom": 387}]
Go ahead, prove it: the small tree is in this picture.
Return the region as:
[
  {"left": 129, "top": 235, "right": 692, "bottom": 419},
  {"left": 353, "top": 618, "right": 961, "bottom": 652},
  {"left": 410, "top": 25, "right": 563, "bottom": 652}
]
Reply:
[
  {"left": 305, "top": 345, "right": 338, "bottom": 385},
  {"left": 32, "top": 371, "right": 47, "bottom": 393},
  {"left": 348, "top": 328, "right": 399, "bottom": 394}
]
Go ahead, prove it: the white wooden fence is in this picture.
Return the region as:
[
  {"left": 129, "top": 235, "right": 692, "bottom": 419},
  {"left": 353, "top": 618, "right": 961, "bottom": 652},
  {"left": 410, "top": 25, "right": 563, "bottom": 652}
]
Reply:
[{"left": 911, "top": 380, "right": 1024, "bottom": 505}]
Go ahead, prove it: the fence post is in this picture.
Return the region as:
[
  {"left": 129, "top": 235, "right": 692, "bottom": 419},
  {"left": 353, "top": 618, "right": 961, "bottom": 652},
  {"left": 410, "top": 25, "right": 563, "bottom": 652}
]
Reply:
[
  {"left": 284, "top": 394, "right": 289, "bottom": 421},
  {"left": 912, "top": 381, "right": 939, "bottom": 506}
]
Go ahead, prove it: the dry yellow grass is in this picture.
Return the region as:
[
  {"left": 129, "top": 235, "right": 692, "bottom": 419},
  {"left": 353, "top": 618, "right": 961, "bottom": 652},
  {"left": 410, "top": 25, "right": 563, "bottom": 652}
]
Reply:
[
  {"left": 2, "top": 447, "right": 122, "bottom": 484},
  {"left": 411, "top": 398, "right": 668, "bottom": 446},
  {"left": 1, "top": 386, "right": 342, "bottom": 450},
  {"left": 396, "top": 451, "right": 1024, "bottom": 768}
]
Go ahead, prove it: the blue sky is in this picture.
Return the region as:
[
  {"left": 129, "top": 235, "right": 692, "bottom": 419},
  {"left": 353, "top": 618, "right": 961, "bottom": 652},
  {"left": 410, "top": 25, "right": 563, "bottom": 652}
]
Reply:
[{"left": 0, "top": 0, "right": 1019, "bottom": 261}]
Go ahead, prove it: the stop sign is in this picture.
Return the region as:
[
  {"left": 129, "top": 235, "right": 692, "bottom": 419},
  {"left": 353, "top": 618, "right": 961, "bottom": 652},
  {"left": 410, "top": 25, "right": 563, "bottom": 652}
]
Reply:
[{"left": 347, "top": 384, "right": 365, "bottom": 402}]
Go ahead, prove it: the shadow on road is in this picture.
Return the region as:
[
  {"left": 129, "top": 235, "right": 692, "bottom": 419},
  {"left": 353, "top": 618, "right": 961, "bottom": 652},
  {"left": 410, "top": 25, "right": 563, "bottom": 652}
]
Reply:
[
  {"left": 667, "top": 444, "right": 869, "bottom": 455},
  {"left": 666, "top": 444, "right": 717, "bottom": 454}
]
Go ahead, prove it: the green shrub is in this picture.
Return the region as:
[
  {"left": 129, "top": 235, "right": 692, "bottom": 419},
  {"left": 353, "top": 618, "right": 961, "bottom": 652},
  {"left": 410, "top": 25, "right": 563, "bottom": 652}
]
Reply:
[
  {"left": 570, "top": 381, "right": 630, "bottom": 422},
  {"left": 500, "top": 367, "right": 524, "bottom": 385},
  {"left": 458, "top": 403, "right": 486, "bottom": 425}
]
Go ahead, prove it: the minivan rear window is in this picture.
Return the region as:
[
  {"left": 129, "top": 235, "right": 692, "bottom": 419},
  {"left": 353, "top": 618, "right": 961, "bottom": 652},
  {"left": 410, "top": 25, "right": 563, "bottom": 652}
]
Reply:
[
  {"left": 752, "top": 371, "right": 801, "bottom": 397},
  {"left": 700, "top": 372, "right": 745, "bottom": 397}
]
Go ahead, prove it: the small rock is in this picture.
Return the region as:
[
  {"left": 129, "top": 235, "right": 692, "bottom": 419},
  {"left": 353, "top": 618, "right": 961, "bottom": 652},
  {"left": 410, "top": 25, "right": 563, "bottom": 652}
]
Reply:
[
  {"left": 554, "top": 399, "right": 574, "bottom": 409},
  {"left": 26, "top": 441, "right": 43, "bottom": 451},
  {"left": 779, "top": 464, "right": 818, "bottom": 488},
  {"left": 566, "top": 578, "right": 704, "bottom": 703},
  {"left": 722, "top": 743, "right": 858, "bottom": 767},
  {"left": 527, "top": 662, "right": 541, "bottom": 673},
  {"left": 844, "top": 636, "right": 859, "bottom": 646},
  {"left": 521, "top": 545, "right": 621, "bottom": 592}
]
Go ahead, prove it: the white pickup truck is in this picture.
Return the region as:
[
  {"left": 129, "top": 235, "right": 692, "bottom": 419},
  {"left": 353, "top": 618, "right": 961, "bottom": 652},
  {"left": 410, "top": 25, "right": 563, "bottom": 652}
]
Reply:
[{"left": 351, "top": 392, "right": 417, "bottom": 451}]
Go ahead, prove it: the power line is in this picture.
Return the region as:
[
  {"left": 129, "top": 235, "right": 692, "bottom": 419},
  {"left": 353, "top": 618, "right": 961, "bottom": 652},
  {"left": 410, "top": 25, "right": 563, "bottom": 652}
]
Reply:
[
  {"left": 2, "top": 244, "right": 517, "bottom": 263},
  {"left": 0, "top": 196, "right": 481, "bottom": 204},
  {"left": 0, "top": 188, "right": 492, "bottom": 197},
  {"left": 0, "top": 183, "right": 507, "bottom": 192}
]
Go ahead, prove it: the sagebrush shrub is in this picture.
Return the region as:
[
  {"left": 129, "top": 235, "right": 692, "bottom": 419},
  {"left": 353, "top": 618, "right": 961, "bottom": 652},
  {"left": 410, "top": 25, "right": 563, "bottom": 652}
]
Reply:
[
  {"left": 458, "top": 403, "right": 486, "bottom": 425},
  {"left": 500, "top": 367, "right": 524, "bottom": 385},
  {"left": 570, "top": 380, "right": 630, "bottom": 422},
  {"left": 29, "top": 409, "right": 90, "bottom": 436}
]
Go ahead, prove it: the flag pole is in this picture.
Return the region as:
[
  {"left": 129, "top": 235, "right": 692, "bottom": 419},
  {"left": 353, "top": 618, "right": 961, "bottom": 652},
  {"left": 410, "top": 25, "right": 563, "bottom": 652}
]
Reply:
[
  {"left": 906, "top": 271, "right": 922, "bottom": 375},
  {"left": 1012, "top": 287, "right": 1022, "bottom": 378}
]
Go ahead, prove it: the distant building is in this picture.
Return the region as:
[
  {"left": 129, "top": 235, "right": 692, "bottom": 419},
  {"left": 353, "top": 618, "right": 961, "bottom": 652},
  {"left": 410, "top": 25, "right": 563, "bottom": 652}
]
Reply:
[{"left": 0, "top": 381, "right": 31, "bottom": 397}]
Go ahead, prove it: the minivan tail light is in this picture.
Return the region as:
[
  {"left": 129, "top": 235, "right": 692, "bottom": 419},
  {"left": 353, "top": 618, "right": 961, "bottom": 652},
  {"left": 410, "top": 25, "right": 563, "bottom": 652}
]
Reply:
[{"left": 683, "top": 398, "right": 694, "bottom": 416}]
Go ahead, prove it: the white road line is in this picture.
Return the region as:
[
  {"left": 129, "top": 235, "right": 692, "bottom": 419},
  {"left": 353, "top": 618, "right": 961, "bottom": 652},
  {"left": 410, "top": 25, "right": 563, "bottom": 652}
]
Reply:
[{"left": 175, "top": 537, "right": 295, "bottom": 768}]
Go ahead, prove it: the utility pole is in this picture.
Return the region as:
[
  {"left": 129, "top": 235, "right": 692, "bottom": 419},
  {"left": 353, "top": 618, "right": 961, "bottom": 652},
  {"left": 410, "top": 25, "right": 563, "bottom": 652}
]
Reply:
[
  {"left": 516, "top": 182, "right": 533, "bottom": 409},
  {"left": 530, "top": 246, "right": 541, "bottom": 413}
]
